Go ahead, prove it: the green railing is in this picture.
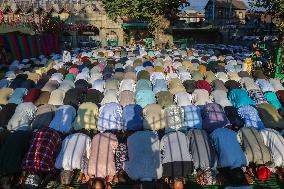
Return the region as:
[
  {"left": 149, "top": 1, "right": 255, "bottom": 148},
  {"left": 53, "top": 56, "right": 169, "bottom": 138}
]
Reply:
[
  {"left": 275, "top": 48, "right": 283, "bottom": 78},
  {"left": 173, "top": 38, "right": 188, "bottom": 48},
  {"left": 173, "top": 38, "right": 196, "bottom": 48}
]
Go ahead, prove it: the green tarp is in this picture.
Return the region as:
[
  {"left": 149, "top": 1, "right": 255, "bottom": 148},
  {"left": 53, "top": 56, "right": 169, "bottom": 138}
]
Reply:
[
  {"left": 122, "top": 22, "right": 148, "bottom": 30},
  {"left": 0, "top": 24, "right": 35, "bottom": 35}
]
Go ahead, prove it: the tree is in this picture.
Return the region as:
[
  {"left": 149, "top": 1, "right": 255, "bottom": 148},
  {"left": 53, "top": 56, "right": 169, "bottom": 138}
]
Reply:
[
  {"left": 249, "top": 0, "right": 284, "bottom": 45},
  {"left": 101, "top": 0, "right": 189, "bottom": 31}
]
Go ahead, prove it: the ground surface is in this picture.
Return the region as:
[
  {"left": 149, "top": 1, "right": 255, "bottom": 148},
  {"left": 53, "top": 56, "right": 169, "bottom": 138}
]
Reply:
[{"left": 68, "top": 171, "right": 284, "bottom": 189}]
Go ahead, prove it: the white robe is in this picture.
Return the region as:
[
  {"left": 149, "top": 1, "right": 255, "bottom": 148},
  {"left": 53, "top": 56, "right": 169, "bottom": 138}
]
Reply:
[
  {"left": 62, "top": 50, "right": 71, "bottom": 63},
  {"left": 55, "top": 133, "right": 91, "bottom": 171},
  {"left": 261, "top": 128, "right": 284, "bottom": 167}
]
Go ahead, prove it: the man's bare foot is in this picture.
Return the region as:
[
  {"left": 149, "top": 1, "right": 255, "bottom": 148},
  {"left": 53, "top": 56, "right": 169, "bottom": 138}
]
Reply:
[
  {"left": 106, "top": 182, "right": 112, "bottom": 189},
  {"left": 171, "top": 180, "right": 184, "bottom": 189},
  {"left": 112, "top": 175, "right": 119, "bottom": 183},
  {"left": 245, "top": 173, "right": 254, "bottom": 185},
  {"left": 77, "top": 172, "right": 84, "bottom": 183},
  {"left": 247, "top": 167, "right": 254, "bottom": 177}
]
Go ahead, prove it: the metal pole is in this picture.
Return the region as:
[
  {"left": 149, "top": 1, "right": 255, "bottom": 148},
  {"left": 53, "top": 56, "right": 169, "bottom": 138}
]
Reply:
[
  {"left": 229, "top": 0, "right": 233, "bottom": 23},
  {"left": 212, "top": 0, "right": 215, "bottom": 23}
]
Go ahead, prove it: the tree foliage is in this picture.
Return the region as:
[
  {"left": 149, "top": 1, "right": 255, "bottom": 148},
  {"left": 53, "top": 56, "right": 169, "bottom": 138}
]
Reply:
[
  {"left": 249, "top": 0, "right": 284, "bottom": 32},
  {"left": 101, "top": 0, "right": 189, "bottom": 31}
]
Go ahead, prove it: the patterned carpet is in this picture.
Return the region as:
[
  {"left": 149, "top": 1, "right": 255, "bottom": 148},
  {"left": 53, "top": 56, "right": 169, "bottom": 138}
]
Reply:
[{"left": 68, "top": 171, "right": 284, "bottom": 189}]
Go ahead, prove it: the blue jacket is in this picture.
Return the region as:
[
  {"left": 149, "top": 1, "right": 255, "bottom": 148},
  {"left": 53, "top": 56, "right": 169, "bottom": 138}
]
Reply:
[
  {"left": 122, "top": 104, "right": 143, "bottom": 131},
  {"left": 210, "top": 128, "right": 247, "bottom": 168},
  {"left": 8, "top": 88, "right": 27, "bottom": 104},
  {"left": 153, "top": 79, "right": 167, "bottom": 94}
]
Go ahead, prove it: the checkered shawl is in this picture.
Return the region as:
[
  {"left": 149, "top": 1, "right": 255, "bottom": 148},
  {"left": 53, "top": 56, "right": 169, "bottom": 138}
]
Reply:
[{"left": 22, "top": 127, "right": 61, "bottom": 173}]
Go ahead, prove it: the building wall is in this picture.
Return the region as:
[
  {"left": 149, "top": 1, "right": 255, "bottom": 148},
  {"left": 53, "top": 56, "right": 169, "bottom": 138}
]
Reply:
[
  {"left": 3, "top": 0, "right": 175, "bottom": 47},
  {"left": 206, "top": 8, "right": 246, "bottom": 24},
  {"left": 214, "top": 8, "right": 246, "bottom": 24},
  {"left": 9, "top": 0, "right": 91, "bottom": 8},
  {"left": 205, "top": 1, "right": 246, "bottom": 25},
  {"left": 71, "top": 11, "right": 124, "bottom": 47},
  {"left": 0, "top": 0, "right": 124, "bottom": 47},
  {"left": 53, "top": 1, "right": 124, "bottom": 47}
]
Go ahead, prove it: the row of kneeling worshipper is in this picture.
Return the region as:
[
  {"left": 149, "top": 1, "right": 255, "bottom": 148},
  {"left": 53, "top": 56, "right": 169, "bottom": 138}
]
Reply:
[
  {"left": 0, "top": 45, "right": 284, "bottom": 189},
  {"left": 1, "top": 126, "right": 284, "bottom": 188}
]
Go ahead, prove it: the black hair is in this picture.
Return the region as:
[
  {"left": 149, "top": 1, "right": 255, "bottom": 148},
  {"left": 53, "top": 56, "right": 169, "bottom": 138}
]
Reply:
[
  {"left": 116, "top": 131, "right": 128, "bottom": 143},
  {"left": 155, "top": 179, "right": 171, "bottom": 189},
  {"left": 88, "top": 178, "right": 106, "bottom": 189},
  {"left": 227, "top": 167, "right": 248, "bottom": 186},
  {"left": 136, "top": 181, "right": 156, "bottom": 189}
]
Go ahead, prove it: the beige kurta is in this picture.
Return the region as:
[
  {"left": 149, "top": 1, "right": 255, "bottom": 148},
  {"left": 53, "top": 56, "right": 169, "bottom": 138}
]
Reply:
[
  {"left": 169, "top": 78, "right": 186, "bottom": 95},
  {"left": 0, "top": 88, "right": 13, "bottom": 105},
  {"left": 27, "top": 73, "right": 41, "bottom": 83},
  {"left": 119, "top": 90, "right": 135, "bottom": 107},
  {"left": 143, "top": 104, "right": 167, "bottom": 131},
  {"left": 74, "top": 102, "right": 99, "bottom": 131}
]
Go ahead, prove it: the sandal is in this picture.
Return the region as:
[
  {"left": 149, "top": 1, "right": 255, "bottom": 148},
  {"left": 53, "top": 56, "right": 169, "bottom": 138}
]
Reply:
[
  {"left": 216, "top": 174, "right": 225, "bottom": 185},
  {"left": 118, "top": 173, "right": 127, "bottom": 184},
  {"left": 165, "top": 177, "right": 172, "bottom": 184},
  {"left": 182, "top": 177, "right": 186, "bottom": 184},
  {"left": 246, "top": 167, "right": 254, "bottom": 177},
  {"left": 77, "top": 172, "right": 84, "bottom": 183},
  {"left": 81, "top": 175, "right": 90, "bottom": 184},
  {"left": 112, "top": 175, "right": 119, "bottom": 184},
  {"left": 17, "top": 175, "right": 25, "bottom": 185},
  {"left": 244, "top": 173, "right": 254, "bottom": 185}
]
